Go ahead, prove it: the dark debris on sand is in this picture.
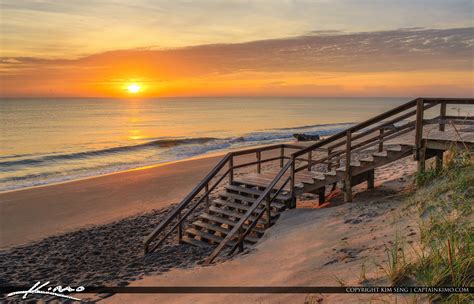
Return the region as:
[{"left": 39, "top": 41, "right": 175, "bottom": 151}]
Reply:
[{"left": 0, "top": 202, "right": 213, "bottom": 302}]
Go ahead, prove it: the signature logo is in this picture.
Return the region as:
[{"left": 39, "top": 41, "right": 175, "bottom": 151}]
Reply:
[{"left": 7, "top": 281, "right": 85, "bottom": 301}]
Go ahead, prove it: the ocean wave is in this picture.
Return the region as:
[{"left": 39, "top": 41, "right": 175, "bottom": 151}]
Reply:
[
  {"left": 0, "top": 137, "right": 219, "bottom": 168},
  {"left": 0, "top": 121, "right": 356, "bottom": 191},
  {"left": 269, "top": 122, "right": 356, "bottom": 131}
]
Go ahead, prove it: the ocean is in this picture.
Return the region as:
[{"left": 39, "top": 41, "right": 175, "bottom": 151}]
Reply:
[{"left": 0, "top": 97, "right": 409, "bottom": 192}]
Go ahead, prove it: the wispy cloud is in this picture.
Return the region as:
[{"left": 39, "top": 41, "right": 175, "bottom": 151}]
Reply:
[
  {"left": 3, "top": 27, "right": 473, "bottom": 74},
  {"left": 1, "top": 0, "right": 473, "bottom": 57},
  {"left": 0, "top": 28, "right": 472, "bottom": 97}
]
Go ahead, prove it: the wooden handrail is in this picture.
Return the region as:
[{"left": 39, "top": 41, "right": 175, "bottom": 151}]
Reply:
[
  {"left": 227, "top": 175, "right": 291, "bottom": 256},
  {"left": 145, "top": 97, "right": 474, "bottom": 257},
  {"left": 204, "top": 159, "right": 294, "bottom": 264},
  {"left": 292, "top": 98, "right": 419, "bottom": 158},
  {"left": 144, "top": 142, "right": 296, "bottom": 254}
]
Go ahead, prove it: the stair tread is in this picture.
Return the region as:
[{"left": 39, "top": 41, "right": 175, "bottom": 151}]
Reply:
[
  {"left": 336, "top": 162, "right": 361, "bottom": 172},
  {"left": 372, "top": 151, "right": 388, "bottom": 157},
  {"left": 209, "top": 206, "right": 267, "bottom": 222},
  {"left": 199, "top": 213, "right": 266, "bottom": 234},
  {"left": 360, "top": 157, "right": 375, "bottom": 162},
  {"left": 386, "top": 145, "right": 402, "bottom": 152},
  {"left": 219, "top": 192, "right": 256, "bottom": 203},
  {"left": 213, "top": 199, "right": 279, "bottom": 217},
  {"left": 186, "top": 227, "right": 223, "bottom": 243},
  {"left": 324, "top": 170, "right": 337, "bottom": 176},
  {"left": 312, "top": 174, "right": 326, "bottom": 181},
  {"left": 234, "top": 176, "right": 304, "bottom": 190},
  {"left": 193, "top": 220, "right": 230, "bottom": 235},
  {"left": 181, "top": 236, "right": 212, "bottom": 248},
  {"left": 225, "top": 185, "right": 290, "bottom": 203},
  {"left": 191, "top": 221, "right": 260, "bottom": 244}
]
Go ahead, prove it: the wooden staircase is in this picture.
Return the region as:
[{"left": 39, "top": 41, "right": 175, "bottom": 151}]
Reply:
[
  {"left": 144, "top": 97, "right": 474, "bottom": 264},
  {"left": 294, "top": 144, "right": 413, "bottom": 196},
  {"left": 181, "top": 184, "right": 290, "bottom": 248}
]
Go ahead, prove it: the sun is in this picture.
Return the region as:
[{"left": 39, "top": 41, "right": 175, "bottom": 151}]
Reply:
[{"left": 127, "top": 83, "right": 141, "bottom": 93}]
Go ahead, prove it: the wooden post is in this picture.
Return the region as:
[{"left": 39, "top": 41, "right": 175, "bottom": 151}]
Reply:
[
  {"left": 265, "top": 196, "right": 271, "bottom": 228},
  {"left": 238, "top": 227, "right": 244, "bottom": 252},
  {"left": 318, "top": 187, "right": 325, "bottom": 205},
  {"left": 328, "top": 147, "right": 337, "bottom": 191},
  {"left": 435, "top": 150, "right": 444, "bottom": 172},
  {"left": 439, "top": 102, "right": 446, "bottom": 132},
  {"left": 417, "top": 141, "right": 426, "bottom": 174},
  {"left": 256, "top": 151, "right": 261, "bottom": 173},
  {"left": 307, "top": 151, "right": 312, "bottom": 171},
  {"left": 177, "top": 211, "right": 183, "bottom": 243},
  {"left": 229, "top": 156, "right": 234, "bottom": 184},
  {"left": 414, "top": 98, "right": 424, "bottom": 162},
  {"left": 205, "top": 183, "right": 210, "bottom": 207},
  {"left": 280, "top": 146, "right": 284, "bottom": 167},
  {"left": 344, "top": 130, "right": 352, "bottom": 203},
  {"left": 367, "top": 169, "right": 375, "bottom": 189},
  {"left": 289, "top": 157, "right": 296, "bottom": 209},
  {"left": 327, "top": 147, "right": 332, "bottom": 172},
  {"left": 378, "top": 128, "right": 384, "bottom": 152}
]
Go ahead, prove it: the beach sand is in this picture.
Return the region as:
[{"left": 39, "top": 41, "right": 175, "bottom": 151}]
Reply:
[
  {"left": 0, "top": 143, "right": 423, "bottom": 303},
  {"left": 0, "top": 154, "right": 227, "bottom": 249},
  {"left": 103, "top": 156, "right": 420, "bottom": 304}
]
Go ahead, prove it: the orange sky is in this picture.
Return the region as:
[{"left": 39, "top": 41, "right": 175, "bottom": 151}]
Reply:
[{"left": 1, "top": 1, "right": 473, "bottom": 98}]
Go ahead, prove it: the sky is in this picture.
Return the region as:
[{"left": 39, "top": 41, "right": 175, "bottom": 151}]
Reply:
[{"left": 0, "top": 0, "right": 473, "bottom": 97}]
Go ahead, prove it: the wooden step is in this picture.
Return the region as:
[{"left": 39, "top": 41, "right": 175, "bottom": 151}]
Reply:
[
  {"left": 386, "top": 145, "right": 402, "bottom": 152},
  {"left": 208, "top": 206, "right": 269, "bottom": 223},
  {"left": 372, "top": 151, "right": 388, "bottom": 157},
  {"left": 234, "top": 176, "right": 304, "bottom": 190},
  {"left": 213, "top": 199, "right": 279, "bottom": 217},
  {"left": 186, "top": 227, "right": 224, "bottom": 244},
  {"left": 336, "top": 162, "right": 361, "bottom": 172},
  {"left": 324, "top": 170, "right": 337, "bottom": 176},
  {"left": 312, "top": 174, "right": 326, "bottom": 181},
  {"left": 193, "top": 220, "right": 230, "bottom": 235},
  {"left": 199, "top": 213, "right": 266, "bottom": 235},
  {"left": 219, "top": 192, "right": 255, "bottom": 203},
  {"left": 192, "top": 220, "right": 259, "bottom": 244},
  {"left": 181, "top": 235, "right": 212, "bottom": 248},
  {"left": 225, "top": 185, "right": 290, "bottom": 203},
  {"left": 360, "top": 157, "right": 374, "bottom": 163}
]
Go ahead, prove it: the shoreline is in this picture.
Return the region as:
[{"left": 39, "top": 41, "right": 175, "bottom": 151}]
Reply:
[
  {"left": 0, "top": 141, "right": 294, "bottom": 195},
  {"left": 0, "top": 142, "right": 293, "bottom": 249},
  {"left": 0, "top": 153, "right": 222, "bottom": 249}
]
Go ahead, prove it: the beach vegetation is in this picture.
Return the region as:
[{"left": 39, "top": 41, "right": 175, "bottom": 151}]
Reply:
[{"left": 390, "top": 149, "right": 473, "bottom": 303}]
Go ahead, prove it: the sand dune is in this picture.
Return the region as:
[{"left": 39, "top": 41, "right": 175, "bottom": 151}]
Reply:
[{"left": 105, "top": 157, "right": 419, "bottom": 303}]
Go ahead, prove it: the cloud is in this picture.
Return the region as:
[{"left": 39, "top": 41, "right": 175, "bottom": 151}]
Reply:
[
  {"left": 0, "top": 28, "right": 472, "bottom": 97},
  {"left": 2, "top": 27, "right": 473, "bottom": 75}
]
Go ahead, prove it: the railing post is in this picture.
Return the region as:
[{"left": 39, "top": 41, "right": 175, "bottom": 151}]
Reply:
[
  {"left": 238, "top": 227, "right": 244, "bottom": 252},
  {"left": 205, "top": 183, "right": 210, "bottom": 207},
  {"left": 280, "top": 146, "right": 284, "bottom": 167},
  {"left": 327, "top": 146, "right": 336, "bottom": 191},
  {"left": 229, "top": 155, "right": 234, "bottom": 184},
  {"left": 414, "top": 98, "right": 424, "bottom": 165},
  {"left": 257, "top": 151, "right": 261, "bottom": 173},
  {"left": 378, "top": 128, "right": 384, "bottom": 152},
  {"left": 177, "top": 211, "right": 183, "bottom": 243},
  {"left": 307, "top": 151, "right": 312, "bottom": 171},
  {"left": 344, "top": 130, "right": 352, "bottom": 203},
  {"left": 327, "top": 147, "right": 332, "bottom": 171},
  {"left": 439, "top": 102, "right": 446, "bottom": 132},
  {"left": 265, "top": 195, "right": 271, "bottom": 228},
  {"left": 289, "top": 157, "right": 296, "bottom": 209}
]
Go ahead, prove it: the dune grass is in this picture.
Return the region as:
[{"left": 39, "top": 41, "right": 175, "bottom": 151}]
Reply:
[{"left": 385, "top": 149, "right": 473, "bottom": 303}]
